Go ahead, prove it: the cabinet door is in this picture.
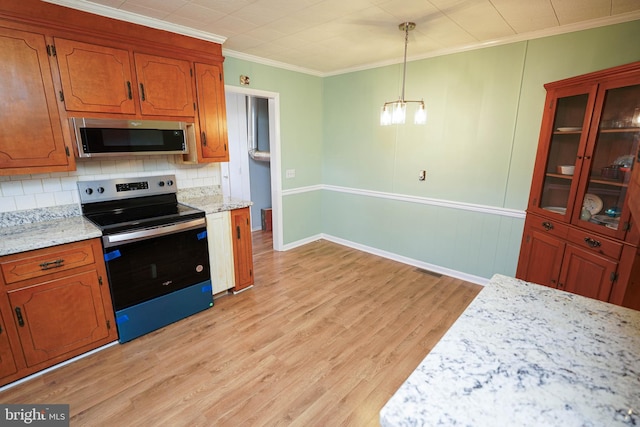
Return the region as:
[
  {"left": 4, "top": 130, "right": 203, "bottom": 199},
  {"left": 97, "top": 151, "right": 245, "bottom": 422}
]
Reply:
[
  {"left": 0, "top": 27, "right": 73, "bottom": 175},
  {"left": 559, "top": 244, "right": 617, "bottom": 301},
  {"left": 628, "top": 154, "right": 640, "bottom": 233},
  {"left": 206, "top": 211, "right": 235, "bottom": 294},
  {"left": 194, "top": 63, "right": 229, "bottom": 162},
  {"left": 528, "top": 85, "right": 597, "bottom": 221},
  {"left": 0, "top": 310, "right": 18, "bottom": 380},
  {"left": 134, "top": 53, "right": 194, "bottom": 117},
  {"left": 231, "top": 208, "right": 254, "bottom": 291},
  {"left": 54, "top": 38, "right": 136, "bottom": 114},
  {"left": 516, "top": 226, "right": 565, "bottom": 289},
  {"left": 8, "top": 270, "right": 112, "bottom": 367},
  {"left": 572, "top": 77, "right": 640, "bottom": 241}
]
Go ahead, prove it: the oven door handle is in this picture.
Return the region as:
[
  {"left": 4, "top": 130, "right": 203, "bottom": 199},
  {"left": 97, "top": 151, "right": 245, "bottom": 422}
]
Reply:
[{"left": 103, "top": 218, "right": 206, "bottom": 247}]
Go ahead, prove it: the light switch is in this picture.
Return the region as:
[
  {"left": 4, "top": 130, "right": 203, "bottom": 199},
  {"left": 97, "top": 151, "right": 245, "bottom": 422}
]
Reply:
[{"left": 286, "top": 169, "right": 296, "bottom": 179}]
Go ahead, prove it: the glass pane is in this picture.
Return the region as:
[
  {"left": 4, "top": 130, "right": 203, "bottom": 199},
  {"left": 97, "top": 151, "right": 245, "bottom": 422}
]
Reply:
[
  {"left": 580, "top": 84, "right": 640, "bottom": 230},
  {"left": 539, "top": 94, "right": 588, "bottom": 215}
]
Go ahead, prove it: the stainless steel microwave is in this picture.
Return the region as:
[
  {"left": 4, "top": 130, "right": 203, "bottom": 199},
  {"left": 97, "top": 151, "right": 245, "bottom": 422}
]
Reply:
[{"left": 70, "top": 118, "right": 193, "bottom": 158}]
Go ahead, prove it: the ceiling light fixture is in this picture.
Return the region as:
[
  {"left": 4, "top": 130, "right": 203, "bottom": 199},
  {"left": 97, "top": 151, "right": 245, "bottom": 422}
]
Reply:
[{"left": 380, "top": 22, "right": 426, "bottom": 126}]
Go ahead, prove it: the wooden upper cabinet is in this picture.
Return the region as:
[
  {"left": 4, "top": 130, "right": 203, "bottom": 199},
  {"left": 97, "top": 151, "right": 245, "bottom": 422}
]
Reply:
[
  {"left": 0, "top": 2, "right": 227, "bottom": 173},
  {"left": 193, "top": 63, "right": 229, "bottom": 162},
  {"left": 0, "top": 26, "right": 74, "bottom": 175},
  {"left": 134, "top": 53, "right": 194, "bottom": 117},
  {"left": 54, "top": 40, "right": 195, "bottom": 118},
  {"left": 54, "top": 38, "right": 136, "bottom": 114}
]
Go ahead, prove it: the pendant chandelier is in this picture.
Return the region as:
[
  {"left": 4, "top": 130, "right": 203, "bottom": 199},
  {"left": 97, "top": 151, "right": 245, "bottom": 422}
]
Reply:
[{"left": 380, "top": 22, "right": 426, "bottom": 126}]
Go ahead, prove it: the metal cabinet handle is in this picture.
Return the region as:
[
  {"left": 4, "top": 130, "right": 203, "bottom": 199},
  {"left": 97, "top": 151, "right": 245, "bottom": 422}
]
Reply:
[
  {"left": 15, "top": 307, "right": 24, "bottom": 327},
  {"left": 236, "top": 225, "right": 241, "bottom": 240},
  {"left": 201, "top": 132, "right": 207, "bottom": 146},
  {"left": 139, "top": 83, "right": 146, "bottom": 101},
  {"left": 584, "top": 237, "right": 601, "bottom": 248},
  {"left": 39, "top": 258, "right": 64, "bottom": 270},
  {"left": 126, "top": 81, "right": 132, "bottom": 99},
  {"left": 542, "top": 221, "right": 554, "bottom": 231}
]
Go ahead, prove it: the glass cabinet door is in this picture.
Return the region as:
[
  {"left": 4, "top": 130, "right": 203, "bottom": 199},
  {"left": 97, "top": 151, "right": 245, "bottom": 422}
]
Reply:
[
  {"left": 533, "top": 87, "right": 594, "bottom": 219},
  {"left": 574, "top": 81, "right": 640, "bottom": 237}
]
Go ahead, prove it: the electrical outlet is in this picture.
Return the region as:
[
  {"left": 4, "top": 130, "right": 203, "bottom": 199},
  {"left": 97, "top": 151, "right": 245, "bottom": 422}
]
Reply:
[{"left": 286, "top": 169, "right": 296, "bottom": 179}]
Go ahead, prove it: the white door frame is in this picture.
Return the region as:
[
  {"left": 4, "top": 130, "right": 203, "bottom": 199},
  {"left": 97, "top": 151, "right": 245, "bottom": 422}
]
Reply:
[{"left": 224, "top": 85, "right": 283, "bottom": 251}]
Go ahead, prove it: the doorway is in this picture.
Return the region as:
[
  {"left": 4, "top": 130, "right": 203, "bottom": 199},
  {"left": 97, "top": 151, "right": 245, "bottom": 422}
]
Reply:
[{"left": 223, "top": 86, "right": 283, "bottom": 251}]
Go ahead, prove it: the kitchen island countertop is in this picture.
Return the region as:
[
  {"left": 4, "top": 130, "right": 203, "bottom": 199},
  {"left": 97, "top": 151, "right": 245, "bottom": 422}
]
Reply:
[{"left": 380, "top": 273, "right": 640, "bottom": 427}]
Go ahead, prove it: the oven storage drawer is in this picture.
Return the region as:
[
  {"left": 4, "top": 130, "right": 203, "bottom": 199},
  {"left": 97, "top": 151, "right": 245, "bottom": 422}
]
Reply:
[
  {"left": 115, "top": 279, "right": 212, "bottom": 343},
  {"left": 1, "top": 241, "right": 96, "bottom": 285}
]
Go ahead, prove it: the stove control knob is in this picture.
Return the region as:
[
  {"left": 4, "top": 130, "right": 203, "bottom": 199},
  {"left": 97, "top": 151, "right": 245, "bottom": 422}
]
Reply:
[
  {"left": 166, "top": 180, "right": 174, "bottom": 186},
  {"left": 97, "top": 187, "right": 105, "bottom": 194},
  {"left": 158, "top": 181, "right": 165, "bottom": 187},
  {"left": 85, "top": 188, "right": 93, "bottom": 195}
]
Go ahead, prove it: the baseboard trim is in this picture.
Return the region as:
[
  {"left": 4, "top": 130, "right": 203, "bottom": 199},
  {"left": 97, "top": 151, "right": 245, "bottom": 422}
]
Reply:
[
  {"left": 281, "top": 233, "right": 489, "bottom": 286},
  {"left": 0, "top": 341, "right": 119, "bottom": 392}
]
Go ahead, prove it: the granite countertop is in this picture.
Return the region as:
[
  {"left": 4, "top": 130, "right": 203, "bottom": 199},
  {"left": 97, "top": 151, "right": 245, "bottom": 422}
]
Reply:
[
  {"left": 0, "top": 205, "right": 101, "bottom": 257},
  {"left": 177, "top": 191, "right": 252, "bottom": 214},
  {"left": 380, "top": 273, "right": 640, "bottom": 427}
]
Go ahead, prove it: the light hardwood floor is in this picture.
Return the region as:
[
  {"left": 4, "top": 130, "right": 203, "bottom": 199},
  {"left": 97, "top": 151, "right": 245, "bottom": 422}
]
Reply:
[{"left": 0, "top": 232, "right": 482, "bottom": 426}]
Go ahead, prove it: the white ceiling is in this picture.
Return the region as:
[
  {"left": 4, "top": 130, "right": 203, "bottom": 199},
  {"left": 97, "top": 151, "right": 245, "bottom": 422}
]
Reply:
[{"left": 48, "top": 0, "right": 640, "bottom": 76}]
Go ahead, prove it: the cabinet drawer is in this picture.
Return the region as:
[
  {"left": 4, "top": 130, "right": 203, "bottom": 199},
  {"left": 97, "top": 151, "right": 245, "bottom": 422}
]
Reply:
[
  {"left": 526, "top": 215, "right": 569, "bottom": 239},
  {"left": 0, "top": 242, "right": 96, "bottom": 285},
  {"left": 566, "top": 228, "right": 622, "bottom": 260}
]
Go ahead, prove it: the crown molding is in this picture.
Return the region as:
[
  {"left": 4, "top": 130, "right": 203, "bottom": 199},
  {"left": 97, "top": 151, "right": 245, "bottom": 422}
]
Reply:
[
  {"left": 42, "top": 0, "right": 226, "bottom": 45},
  {"left": 41, "top": 1, "right": 640, "bottom": 77},
  {"left": 324, "top": 11, "right": 640, "bottom": 77},
  {"left": 222, "top": 49, "right": 324, "bottom": 77}
]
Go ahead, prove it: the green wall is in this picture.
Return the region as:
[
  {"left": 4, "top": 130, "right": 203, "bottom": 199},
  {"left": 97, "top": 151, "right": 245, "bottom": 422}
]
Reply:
[
  {"left": 223, "top": 58, "right": 324, "bottom": 243},
  {"left": 224, "top": 19, "right": 640, "bottom": 282}
]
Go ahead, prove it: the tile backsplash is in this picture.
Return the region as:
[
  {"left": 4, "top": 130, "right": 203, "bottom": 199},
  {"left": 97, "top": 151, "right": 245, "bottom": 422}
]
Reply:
[{"left": 0, "top": 156, "right": 221, "bottom": 213}]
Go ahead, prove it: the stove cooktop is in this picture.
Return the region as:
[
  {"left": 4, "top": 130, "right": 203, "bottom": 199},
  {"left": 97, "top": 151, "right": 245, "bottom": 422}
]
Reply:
[
  {"left": 78, "top": 174, "right": 205, "bottom": 234},
  {"left": 84, "top": 201, "right": 204, "bottom": 234}
]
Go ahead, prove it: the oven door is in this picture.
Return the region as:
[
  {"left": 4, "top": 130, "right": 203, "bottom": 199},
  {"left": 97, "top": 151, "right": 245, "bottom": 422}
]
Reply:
[{"left": 102, "top": 218, "right": 210, "bottom": 311}]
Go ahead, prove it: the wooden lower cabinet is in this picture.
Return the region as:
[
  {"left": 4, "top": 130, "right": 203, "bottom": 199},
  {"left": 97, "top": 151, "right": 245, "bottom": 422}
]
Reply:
[
  {"left": 231, "top": 207, "right": 254, "bottom": 292},
  {"left": 560, "top": 244, "right": 618, "bottom": 301},
  {"left": 517, "top": 213, "right": 639, "bottom": 308},
  {"left": 0, "top": 310, "right": 18, "bottom": 379},
  {"left": 0, "top": 239, "right": 117, "bottom": 386}
]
